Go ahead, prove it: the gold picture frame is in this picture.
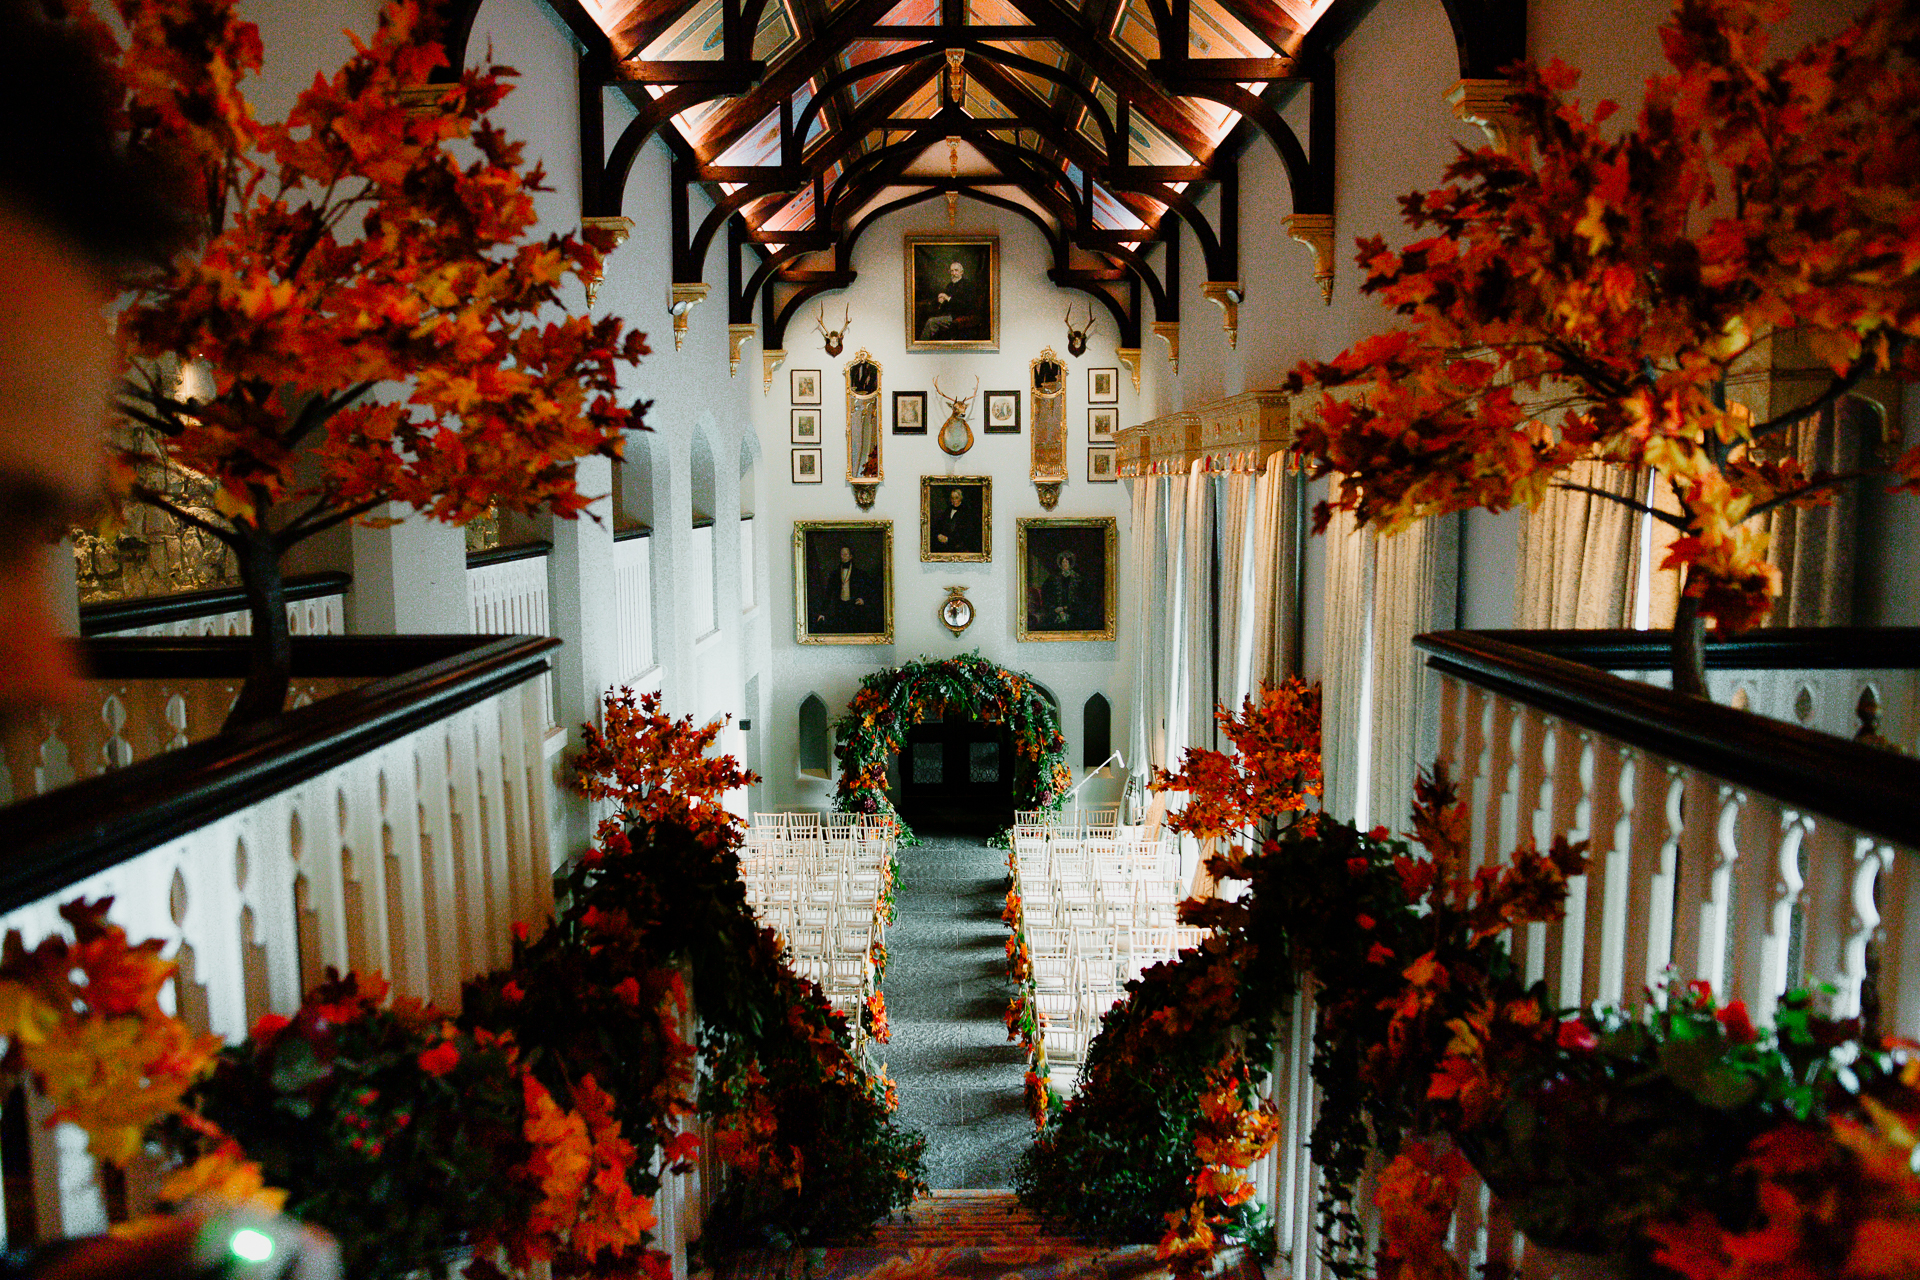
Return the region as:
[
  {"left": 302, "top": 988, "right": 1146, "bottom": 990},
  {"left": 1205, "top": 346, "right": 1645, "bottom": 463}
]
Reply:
[
  {"left": 920, "top": 476, "right": 991, "bottom": 562},
  {"left": 794, "top": 520, "right": 893, "bottom": 644},
  {"left": 905, "top": 233, "right": 999, "bottom": 351},
  {"left": 1017, "top": 517, "right": 1117, "bottom": 641}
]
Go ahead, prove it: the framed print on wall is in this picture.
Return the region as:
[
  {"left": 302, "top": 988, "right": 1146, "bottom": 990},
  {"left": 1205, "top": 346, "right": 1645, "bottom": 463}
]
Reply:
[
  {"left": 794, "top": 520, "right": 892, "bottom": 644},
  {"left": 791, "top": 368, "right": 821, "bottom": 405},
  {"left": 1017, "top": 517, "right": 1117, "bottom": 642},
  {"left": 1087, "top": 446, "right": 1117, "bottom": 482},
  {"left": 920, "top": 475, "right": 991, "bottom": 562},
  {"left": 1088, "top": 367, "right": 1118, "bottom": 404},
  {"left": 893, "top": 390, "right": 927, "bottom": 434},
  {"left": 1088, "top": 406, "right": 1118, "bottom": 441},
  {"left": 905, "top": 233, "right": 999, "bottom": 351},
  {"left": 790, "top": 407, "right": 821, "bottom": 444},
  {"left": 791, "top": 448, "right": 822, "bottom": 483},
  {"left": 983, "top": 389, "right": 1020, "bottom": 433}
]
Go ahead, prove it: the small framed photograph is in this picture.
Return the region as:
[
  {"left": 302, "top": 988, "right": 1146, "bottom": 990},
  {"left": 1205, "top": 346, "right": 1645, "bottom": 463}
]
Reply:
[
  {"left": 1088, "top": 406, "right": 1118, "bottom": 441},
  {"left": 795, "top": 520, "right": 892, "bottom": 644},
  {"left": 791, "top": 369, "right": 821, "bottom": 405},
  {"left": 921, "top": 475, "right": 991, "bottom": 562},
  {"left": 791, "top": 407, "right": 821, "bottom": 444},
  {"left": 983, "top": 389, "right": 1020, "bottom": 433},
  {"left": 1087, "top": 446, "right": 1117, "bottom": 482},
  {"left": 1018, "top": 517, "right": 1117, "bottom": 642},
  {"left": 1088, "top": 367, "right": 1118, "bottom": 404},
  {"left": 791, "top": 448, "right": 822, "bottom": 483},
  {"left": 893, "top": 390, "right": 927, "bottom": 435}
]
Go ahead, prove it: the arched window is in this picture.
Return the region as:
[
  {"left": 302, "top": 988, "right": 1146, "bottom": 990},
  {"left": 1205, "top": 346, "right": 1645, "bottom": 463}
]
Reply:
[
  {"left": 1083, "top": 693, "right": 1112, "bottom": 768},
  {"left": 798, "top": 693, "right": 830, "bottom": 778}
]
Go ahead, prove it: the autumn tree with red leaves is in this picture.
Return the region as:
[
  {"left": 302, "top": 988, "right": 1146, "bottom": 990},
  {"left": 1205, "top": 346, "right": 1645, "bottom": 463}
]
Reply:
[
  {"left": 1287, "top": 0, "right": 1920, "bottom": 696},
  {"left": 74, "top": 0, "right": 648, "bottom": 724}
]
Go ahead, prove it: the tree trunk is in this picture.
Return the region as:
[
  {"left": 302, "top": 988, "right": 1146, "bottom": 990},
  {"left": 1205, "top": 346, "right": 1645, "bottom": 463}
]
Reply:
[
  {"left": 225, "top": 533, "right": 291, "bottom": 729},
  {"left": 1670, "top": 591, "right": 1710, "bottom": 700}
]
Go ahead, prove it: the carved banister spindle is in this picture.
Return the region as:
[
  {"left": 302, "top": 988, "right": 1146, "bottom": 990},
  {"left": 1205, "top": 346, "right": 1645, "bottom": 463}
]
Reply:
[
  {"left": 1484, "top": 695, "right": 1521, "bottom": 879},
  {"left": 415, "top": 736, "right": 463, "bottom": 1006},
  {"left": 379, "top": 743, "right": 431, "bottom": 1000},
  {"left": 1628, "top": 758, "right": 1684, "bottom": 1002},
  {"left": 1513, "top": 709, "right": 1552, "bottom": 986},
  {"left": 1839, "top": 836, "right": 1890, "bottom": 1019},
  {"left": 1752, "top": 809, "right": 1810, "bottom": 1025},
  {"left": 472, "top": 710, "right": 515, "bottom": 974},
  {"left": 1873, "top": 843, "right": 1920, "bottom": 1038},
  {"left": 1723, "top": 793, "right": 1785, "bottom": 1015},
  {"left": 1460, "top": 686, "right": 1494, "bottom": 872},
  {"left": 1584, "top": 742, "right": 1633, "bottom": 1004},
  {"left": 1671, "top": 783, "right": 1741, "bottom": 996},
  {"left": 1797, "top": 816, "right": 1852, "bottom": 1005},
  {"left": 1545, "top": 726, "right": 1594, "bottom": 1009}
]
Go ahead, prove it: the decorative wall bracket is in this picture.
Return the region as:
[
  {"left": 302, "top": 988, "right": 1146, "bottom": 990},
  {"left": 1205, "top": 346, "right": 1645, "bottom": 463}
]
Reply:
[
  {"left": 581, "top": 215, "right": 633, "bottom": 306},
  {"left": 1116, "top": 348, "right": 1143, "bottom": 393},
  {"left": 1034, "top": 481, "right": 1063, "bottom": 510},
  {"left": 1201, "top": 281, "right": 1242, "bottom": 350},
  {"left": 1447, "top": 78, "right": 1524, "bottom": 154},
  {"left": 1283, "top": 214, "right": 1336, "bottom": 306},
  {"left": 727, "top": 323, "right": 756, "bottom": 377},
  {"left": 1151, "top": 320, "right": 1181, "bottom": 375},
  {"left": 669, "top": 282, "right": 710, "bottom": 350},
  {"left": 851, "top": 481, "right": 879, "bottom": 511},
  {"left": 761, "top": 348, "right": 786, "bottom": 395}
]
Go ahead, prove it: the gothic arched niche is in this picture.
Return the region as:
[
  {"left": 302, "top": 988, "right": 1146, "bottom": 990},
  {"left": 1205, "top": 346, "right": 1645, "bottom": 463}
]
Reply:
[
  {"left": 1083, "top": 693, "right": 1112, "bottom": 768},
  {"left": 798, "top": 693, "right": 830, "bottom": 778}
]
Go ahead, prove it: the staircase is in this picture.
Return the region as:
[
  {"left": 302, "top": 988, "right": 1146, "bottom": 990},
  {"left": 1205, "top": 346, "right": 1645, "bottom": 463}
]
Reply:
[{"left": 716, "top": 1190, "right": 1261, "bottom": 1280}]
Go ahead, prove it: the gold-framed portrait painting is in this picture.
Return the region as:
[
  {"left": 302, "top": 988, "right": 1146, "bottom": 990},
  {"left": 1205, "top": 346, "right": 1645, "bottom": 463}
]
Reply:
[
  {"left": 920, "top": 476, "right": 991, "bottom": 562},
  {"left": 905, "top": 234, "right": 998, "bottom": 351},
  {"left": 794, "top": 520, "right": 892, "bottom": 644},
  {"left": 1017, "top": 517, "right": 1116, "bottom": 641}
]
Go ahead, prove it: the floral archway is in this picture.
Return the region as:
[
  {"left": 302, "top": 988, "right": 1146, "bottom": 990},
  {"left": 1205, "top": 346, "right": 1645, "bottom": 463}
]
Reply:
[{"left": 833, "top": 652, "right": 1072, "bottom": 835}]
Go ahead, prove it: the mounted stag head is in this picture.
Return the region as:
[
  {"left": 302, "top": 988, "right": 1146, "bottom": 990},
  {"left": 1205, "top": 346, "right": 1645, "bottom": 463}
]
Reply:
[
  {"left": 1065, "top": 303, "right": 1096, "bottom": 357},
  {"left": 931, "top": 375, "right": 980, "bottom": 457},
  {"left": 815, "top": 303, "right": 852, "bottom": 356}
]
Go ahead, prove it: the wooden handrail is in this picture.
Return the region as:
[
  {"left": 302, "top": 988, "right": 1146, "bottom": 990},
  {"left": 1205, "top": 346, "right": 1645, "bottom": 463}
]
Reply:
[
  {"left": 465, "top": 539, "right": 554, "bottom": 569},
  {"left": 78, "top": 571, "right": 351, "bottom": 637},
  {"left": 1414, "top": 630, "right": 1920, "bottom": 850},
  {"left": 0, "top": 634, "right": 559, "bottom": 913}
]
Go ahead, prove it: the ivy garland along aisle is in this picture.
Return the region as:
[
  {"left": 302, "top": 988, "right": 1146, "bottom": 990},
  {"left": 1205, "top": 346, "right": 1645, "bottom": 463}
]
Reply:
[
  {"left": 1014, "top": 687, "right": 1920, "bottom": 1280},
  {"left": 833, "top": 652, "right": 1073, "bottom": 842}
]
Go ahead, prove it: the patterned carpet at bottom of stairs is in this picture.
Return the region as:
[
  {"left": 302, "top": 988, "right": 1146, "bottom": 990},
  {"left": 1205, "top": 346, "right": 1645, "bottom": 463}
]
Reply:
[{"left": 712, "top": 1190, "right": 1261, "bottom": 1280}]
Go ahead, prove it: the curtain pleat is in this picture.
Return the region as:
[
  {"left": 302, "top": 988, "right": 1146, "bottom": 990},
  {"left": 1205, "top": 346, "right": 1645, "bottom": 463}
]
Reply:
[
  {"left": 1368, "top": 520, "right": 1455, "bottom": 834},
  {"left": 1320, "top": 506, "right": 1371, "bottom": 824},
  {"left": 1181, "top": 462, "right": 1215, "bottom": 759},
  {"left": 1515, "top": 458, "right": 1639, "bottom": 629},
  {"left": 1217, "top": 470, "right": 1255, "bottom": 715},
  {"left": 1157, "top": 473, "right": 1189, "bottom": 772},
  {"left": 1762, "top": 397, "right": 1869, "bottom": 626},
  {"left": 1124, "top": 474, "right": 1158, "bottom": 800}
]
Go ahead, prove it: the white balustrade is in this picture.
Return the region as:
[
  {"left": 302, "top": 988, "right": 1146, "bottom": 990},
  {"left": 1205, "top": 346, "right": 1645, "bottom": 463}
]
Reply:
[
  {"left": 1248, "top": 639, "right": 1920, "bottom": 1279},
  {"left": 613, "top": 533, "right": 655, "bottom": 687},
  {"left": 88, "top": 589, "right": 347, "bottom": 639},
  {"left": 467, "top": 549, "right": 554, "bottom": 726},
  {"left": 0, "top": 658, "right": 555, "bottom": 1251}
]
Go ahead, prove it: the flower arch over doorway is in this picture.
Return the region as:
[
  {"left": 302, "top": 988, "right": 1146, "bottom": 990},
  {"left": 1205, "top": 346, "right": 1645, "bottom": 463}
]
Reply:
[{"left": 833, "top": 652, "right": 1072, "bottom": 837}]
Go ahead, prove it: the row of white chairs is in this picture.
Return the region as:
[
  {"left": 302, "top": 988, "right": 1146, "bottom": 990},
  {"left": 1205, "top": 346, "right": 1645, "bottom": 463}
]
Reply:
[
  {"left": 1009, "top": 813, "right": 1202, "bottom": 1080},
  {"left": 742, "top": 812, "right": 897, "bottom": 1032}
]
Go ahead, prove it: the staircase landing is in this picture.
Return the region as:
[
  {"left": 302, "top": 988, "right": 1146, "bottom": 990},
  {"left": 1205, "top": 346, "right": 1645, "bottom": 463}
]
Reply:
[{"left": 716, "top": 1191, "right": 1261, "bottom": 1280}]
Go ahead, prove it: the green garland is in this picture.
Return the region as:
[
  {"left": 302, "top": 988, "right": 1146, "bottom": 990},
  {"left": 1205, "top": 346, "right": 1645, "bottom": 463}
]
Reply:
[{"left": 832, "top": 652, "right": 1072, "bottom": 840}]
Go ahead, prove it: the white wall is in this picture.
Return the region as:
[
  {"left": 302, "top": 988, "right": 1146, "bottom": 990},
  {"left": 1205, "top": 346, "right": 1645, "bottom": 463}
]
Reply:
[{"left": 752, "top": 201, "right": 1136, "bottom": 812}]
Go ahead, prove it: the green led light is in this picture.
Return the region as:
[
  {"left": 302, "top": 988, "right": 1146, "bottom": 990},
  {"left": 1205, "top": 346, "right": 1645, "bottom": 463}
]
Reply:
[{"left": 229, "top": 1227, "right": 276, "bottom": 1264}]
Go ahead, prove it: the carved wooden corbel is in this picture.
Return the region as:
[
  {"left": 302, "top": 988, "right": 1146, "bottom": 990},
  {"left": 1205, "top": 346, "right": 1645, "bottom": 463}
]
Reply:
[
  {"left": 669, "top": 282, "right": 709, "bottom": 350},
  {"left": 761, "top": 348, "right": 786, "bottom": 395},
  {"left": 1151, "top": 320, "right": 1180, "bottom": 375},
  {"left": 1201, "top": 281, "right": 1242, "bottom": 349},
  {"left": 1447, "top": 79, "right": 1524, "bottom": 154},
  {"left": 581, "top": 216, "right": 633, "bottom": 306},
  {"left": 727, "top": 323, "right": 755, "bottom": 377},
  {"left": 1116, "top": 347, "right": 1143, "bottom": 393},
  {"left": 1283, "top": 214, "right": 1335, "bottom": 306}
]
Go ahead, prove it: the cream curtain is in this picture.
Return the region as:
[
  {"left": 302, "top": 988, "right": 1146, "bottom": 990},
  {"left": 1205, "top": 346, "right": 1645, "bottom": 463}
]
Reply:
[
  {"left": 1249, "top": 454, "right": 1305, "bottom": 689},
  {"left": 1320, "top": 506, "right": 1372, "bottom": 824},
  {"left": 1216, "top": 470, "right": 1255, "bottom": 716},
  {"left": 1157, "top": 472, "right": 1190, "bottom": 772},
  {"left": 1516, "top": 458, "right": 1640, "bottom": 629},
  {"left": 1367, "top": 518, "right": 1457, "bottom": 835},
  {"left": 1177, "top": 461, "right": 1215, "bottom": 761},
  {"left": 1760, "top": 396, "right": 1873, "bottom": 627},
  {"left": 1124, "top": 474, "right": 1160, "bottom": 803}
]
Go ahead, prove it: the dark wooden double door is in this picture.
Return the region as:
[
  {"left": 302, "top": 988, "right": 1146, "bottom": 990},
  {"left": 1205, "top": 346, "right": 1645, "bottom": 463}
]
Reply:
[{"left": 898, "top": 716, "right": 1014, "bottom": 832}]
